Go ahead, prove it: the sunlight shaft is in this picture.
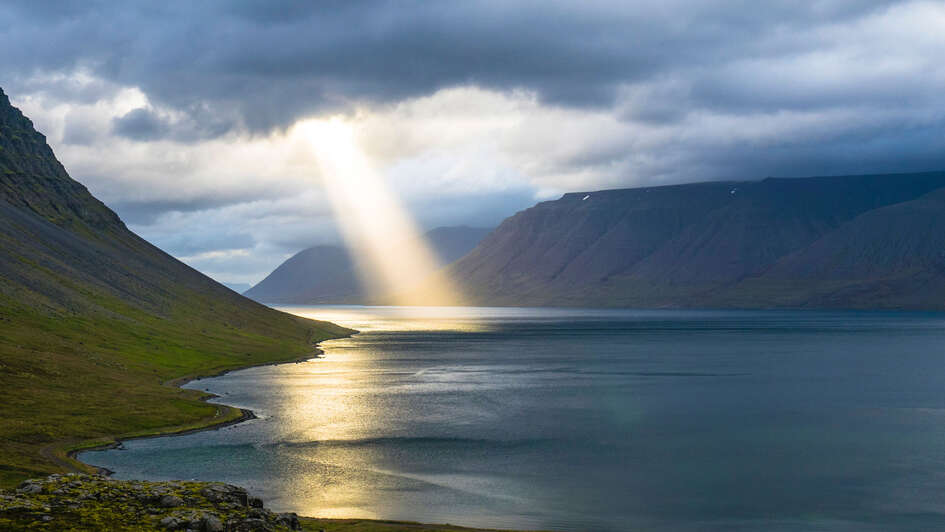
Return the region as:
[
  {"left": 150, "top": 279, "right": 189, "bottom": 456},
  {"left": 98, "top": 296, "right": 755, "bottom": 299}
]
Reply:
[{"left": 295, "top": 118, "right": 463, "bottom": 306}]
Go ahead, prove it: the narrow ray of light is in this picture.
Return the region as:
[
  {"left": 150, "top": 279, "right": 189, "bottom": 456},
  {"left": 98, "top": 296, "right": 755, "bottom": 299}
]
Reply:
[{"left": 293, "top": 118, "right": 463, "bottom": 306}]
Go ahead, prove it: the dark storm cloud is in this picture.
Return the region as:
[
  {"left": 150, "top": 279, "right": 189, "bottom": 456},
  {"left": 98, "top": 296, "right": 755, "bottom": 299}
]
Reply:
[
  {"left": 112, "top": 108, "right": 167, "bottom": 141},
  {"left": 5, "top": 0, "right": 940, "bottom": 181},
  {"left": 109, "top": 198, "right": 241, "bottom": 225},
  {"left": 105, "top": 179, "right": 324, "bottom": 225},
  {"left": 0, "top": 0, "right": 905, "bottom": 131},
  {"left": 698, "top": 119, "right": 945, "bottom": 181},
  {"left": 110, "top": 106, "right": 237, "bottom": 143}
]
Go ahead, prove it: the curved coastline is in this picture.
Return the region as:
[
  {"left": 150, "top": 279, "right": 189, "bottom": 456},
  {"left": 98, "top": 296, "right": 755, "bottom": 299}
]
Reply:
[
  {"left": 63, "top": 328, "right": 547, "bottom": 532},
  {"left": 65, "top": 336, "right": 352, "bottom": 476}
]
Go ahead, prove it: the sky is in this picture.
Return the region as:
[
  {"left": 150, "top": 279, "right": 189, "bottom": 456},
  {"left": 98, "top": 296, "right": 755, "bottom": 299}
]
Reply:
[{"left": 3, "top": 0, "right": 945, "bottom": 286}]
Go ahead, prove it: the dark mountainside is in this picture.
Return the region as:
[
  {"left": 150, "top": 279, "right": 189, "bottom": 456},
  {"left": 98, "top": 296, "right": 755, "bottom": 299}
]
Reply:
[
  {"left": 445, "top": 172, "right": 945, "bottom": 309},
  {"left": 244, "top": 225, "right": 492, "bottom": 304},
  {"left": 0, "top": 87, "right": 351, "bottom": 486}
]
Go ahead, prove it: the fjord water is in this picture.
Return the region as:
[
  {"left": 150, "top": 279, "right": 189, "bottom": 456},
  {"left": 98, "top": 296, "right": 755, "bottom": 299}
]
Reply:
[{"left": 81, "top": 307, "right": 945, "bottom": 531}]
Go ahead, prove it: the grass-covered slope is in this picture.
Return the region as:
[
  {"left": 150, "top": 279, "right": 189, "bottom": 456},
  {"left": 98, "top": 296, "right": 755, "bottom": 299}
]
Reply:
[{"left": 0, "top": 87, "right": 352, "bottom": 487}]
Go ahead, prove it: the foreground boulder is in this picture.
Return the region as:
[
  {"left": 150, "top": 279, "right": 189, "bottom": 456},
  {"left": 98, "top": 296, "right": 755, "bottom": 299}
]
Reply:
[{"left": 0, "top": 474, "right": 301, "bottom": 531}]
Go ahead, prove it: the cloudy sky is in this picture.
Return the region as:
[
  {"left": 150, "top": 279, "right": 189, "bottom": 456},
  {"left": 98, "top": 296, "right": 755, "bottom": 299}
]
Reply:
[{"left": 3, "top": 1, "right": 944, "bottom": 286}]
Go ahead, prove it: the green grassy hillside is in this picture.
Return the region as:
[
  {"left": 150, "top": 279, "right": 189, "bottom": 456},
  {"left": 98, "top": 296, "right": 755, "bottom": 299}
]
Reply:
[{"left": 0, "top": 87, "right": 352, "bottom": 487}]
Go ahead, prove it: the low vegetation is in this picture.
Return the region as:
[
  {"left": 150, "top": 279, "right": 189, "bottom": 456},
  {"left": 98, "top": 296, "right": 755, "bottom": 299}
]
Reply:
[
  {"left": 0, "top": 474, "right": 302, "bottom": 530},
  {"left": 0, "top": 293, "right": 351, "bottom": 488}
]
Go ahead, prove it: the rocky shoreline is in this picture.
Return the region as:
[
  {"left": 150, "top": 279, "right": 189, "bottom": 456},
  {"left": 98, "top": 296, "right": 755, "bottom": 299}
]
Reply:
[
  {"left": 8, "top": 349, "right": 344, "bottom": 531},
  {"left": 0, "top": 474, "right": 303, "bottom": 531}
]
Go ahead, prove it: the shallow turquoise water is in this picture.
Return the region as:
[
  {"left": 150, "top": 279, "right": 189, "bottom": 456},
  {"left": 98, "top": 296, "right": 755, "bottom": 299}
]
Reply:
[{"left": 81, "top": 306, "right": 945, "bottom": 531}]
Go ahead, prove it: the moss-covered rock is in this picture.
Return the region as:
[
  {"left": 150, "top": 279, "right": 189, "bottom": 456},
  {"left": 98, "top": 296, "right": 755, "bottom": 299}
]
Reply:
[{"left": 0, "top": 474, "right": 300, "bottom": 531}]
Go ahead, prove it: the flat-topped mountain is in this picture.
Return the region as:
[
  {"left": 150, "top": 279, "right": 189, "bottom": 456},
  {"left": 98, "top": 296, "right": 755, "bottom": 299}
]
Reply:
[
  {"left": 0, "top": 87, "right": 351, "bottom": 485},
  {"left": 244, "top": 225, "right": 492, "bottom": 304},
  {"left": 444, "top": 172, "right": 945, "bottom": 309}
]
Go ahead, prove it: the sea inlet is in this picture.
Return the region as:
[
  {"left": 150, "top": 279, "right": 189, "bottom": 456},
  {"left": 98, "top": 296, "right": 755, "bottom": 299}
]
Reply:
[{"left": 81, "top": 306, "right": 945, "bottom": 531}]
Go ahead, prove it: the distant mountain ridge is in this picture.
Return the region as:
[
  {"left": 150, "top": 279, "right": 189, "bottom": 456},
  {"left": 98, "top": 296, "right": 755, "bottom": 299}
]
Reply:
[
  {"left": 244, "top": 225, "right": 492, "bottom": 304},
  {"left": 442, "top": 172, "right": 945, "bottom": 309}
]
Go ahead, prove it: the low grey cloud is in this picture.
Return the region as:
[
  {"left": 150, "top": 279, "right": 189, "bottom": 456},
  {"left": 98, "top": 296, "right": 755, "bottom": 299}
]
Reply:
[
  {"left": 110, "top": 198, "right": 258, "bottom": 226},
  {"left": 112, "top": 108, "right": 167, "bottom": 141},
  {"left": 111, "top": 106, "right": 238, "bottom": 143},
  {"left": 0, "top": 1, "right": 912, "bottom": 131}
]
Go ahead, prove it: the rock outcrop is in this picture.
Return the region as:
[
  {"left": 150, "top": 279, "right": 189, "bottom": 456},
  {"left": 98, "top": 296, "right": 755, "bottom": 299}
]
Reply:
[{"left": 0, "top": 474, "right": 301, "bottom": 531}]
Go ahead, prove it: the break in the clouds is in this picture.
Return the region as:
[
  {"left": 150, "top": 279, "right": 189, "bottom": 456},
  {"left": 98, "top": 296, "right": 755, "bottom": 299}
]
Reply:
[{"left": 2, "top": 1, "right": 944, "bottom": 284}]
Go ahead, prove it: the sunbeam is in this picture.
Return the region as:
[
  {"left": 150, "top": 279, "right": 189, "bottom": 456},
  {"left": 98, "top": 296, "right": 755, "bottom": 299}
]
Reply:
[{"left": 294, "top": 118, "right": 463, "bottom": 306}]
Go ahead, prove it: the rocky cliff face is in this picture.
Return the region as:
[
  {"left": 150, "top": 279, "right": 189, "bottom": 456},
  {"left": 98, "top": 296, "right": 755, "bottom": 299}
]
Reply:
[
  {"left": 446, "top": 172, "right": 945, "bottom": 309},
  {"left": 0, "top": 88, "right": 121, "bottom": 231}
]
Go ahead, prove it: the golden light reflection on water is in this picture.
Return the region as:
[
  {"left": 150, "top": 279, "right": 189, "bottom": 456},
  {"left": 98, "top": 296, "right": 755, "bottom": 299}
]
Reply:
[
  {"left": 277, "top": 305, "right": 496, "bottom": 333},
  {"left": 260, "top": 305, "right": 509, "bottom": 519},
  {"left": 261, "top": 339, "right": 418, "bottom": 518},
  {"left": 278, "top": 366, "right": 386, "bottom": 519}
]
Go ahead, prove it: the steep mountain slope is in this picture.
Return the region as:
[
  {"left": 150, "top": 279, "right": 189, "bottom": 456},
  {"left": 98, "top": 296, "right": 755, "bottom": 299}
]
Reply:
[
  {"left": 732, "top": 187, "right": 945, "bottom": 308},
  {"left": 245, "top": 226, "right": 491, "bottom": 304},
  {"left": 0, "top": 88, "right": 351, "bottom": 486},
  {"left": 446, "top": 172, "right": 945, "bottom": 308},
  {"left": 244, "top": 245, "right": 360, "bottom": 304}
]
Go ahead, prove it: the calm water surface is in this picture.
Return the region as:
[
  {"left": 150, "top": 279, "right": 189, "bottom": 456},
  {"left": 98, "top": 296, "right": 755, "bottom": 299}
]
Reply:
[{"left": 81, "top": 306, "right": 945, "bottom": 531}]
